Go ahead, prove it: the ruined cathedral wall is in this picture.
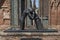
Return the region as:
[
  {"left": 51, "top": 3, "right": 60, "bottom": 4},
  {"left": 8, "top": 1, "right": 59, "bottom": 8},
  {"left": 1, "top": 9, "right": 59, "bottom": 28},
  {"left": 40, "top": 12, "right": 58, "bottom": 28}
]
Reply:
[
  {"left": 49, "top": 0, "right": 60, "bottom": 30},
  {"left": 0, "top": 0, "right": 10, "bottom": 30}
]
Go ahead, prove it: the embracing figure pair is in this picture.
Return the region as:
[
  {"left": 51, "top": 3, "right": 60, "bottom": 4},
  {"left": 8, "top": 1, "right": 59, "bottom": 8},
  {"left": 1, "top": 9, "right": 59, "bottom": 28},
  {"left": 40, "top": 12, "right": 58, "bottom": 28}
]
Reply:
[{"left": 19, "top": 8, "right": 43, "bottom": 30}]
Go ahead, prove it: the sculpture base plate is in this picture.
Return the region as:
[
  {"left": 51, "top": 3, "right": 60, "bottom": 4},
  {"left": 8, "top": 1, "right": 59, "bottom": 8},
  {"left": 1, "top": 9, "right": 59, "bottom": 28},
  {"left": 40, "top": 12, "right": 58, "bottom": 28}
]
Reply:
[
  {"left": 4, "top": 27, "right": 58, "bottom": 32},
  {"left": 4, "top": 30, "right": 58, "bottom": 32}
]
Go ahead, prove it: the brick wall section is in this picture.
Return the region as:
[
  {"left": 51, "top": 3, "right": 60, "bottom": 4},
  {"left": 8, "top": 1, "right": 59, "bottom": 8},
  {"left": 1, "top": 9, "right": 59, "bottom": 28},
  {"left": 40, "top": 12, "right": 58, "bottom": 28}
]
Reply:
[
  {"left": 0, "top": 0, "right": 10, "bottom": 25},
  {"left": 50, "top": 7, "right": 57, "bottom": 25},
  {"left": 49, "top": 0, "right": 57, "bottom": 25},
  {"left": 57, "top": 5, "right": 60, "bottom": 25},
  {"left": 49, "top": 0, "right": 60, "bottom": 30},
  {"left": 0, "top": 0, "right": 10, "bottom": 30},
  {"left": 0, "top": 9, "right": 3, "bottom": 25}
]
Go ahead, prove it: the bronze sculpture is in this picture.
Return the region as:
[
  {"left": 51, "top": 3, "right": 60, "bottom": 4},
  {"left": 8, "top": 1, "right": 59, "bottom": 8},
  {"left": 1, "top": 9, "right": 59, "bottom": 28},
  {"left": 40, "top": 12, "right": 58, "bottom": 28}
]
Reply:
[{"left": 19, "top": 8, "right": 43, "bottom": 30}]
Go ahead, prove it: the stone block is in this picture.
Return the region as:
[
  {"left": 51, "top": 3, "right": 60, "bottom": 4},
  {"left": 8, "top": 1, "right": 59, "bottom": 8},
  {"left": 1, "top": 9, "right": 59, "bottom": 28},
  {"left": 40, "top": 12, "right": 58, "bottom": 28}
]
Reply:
[{"left": 4, "top": 20, "right": 10, "bottom": 25}]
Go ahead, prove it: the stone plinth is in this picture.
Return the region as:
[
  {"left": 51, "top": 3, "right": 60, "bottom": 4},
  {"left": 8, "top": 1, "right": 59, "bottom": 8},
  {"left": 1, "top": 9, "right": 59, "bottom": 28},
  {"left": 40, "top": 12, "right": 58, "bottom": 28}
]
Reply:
[{"left": 0, "top": 31, "right": 60, "bottom": 40}]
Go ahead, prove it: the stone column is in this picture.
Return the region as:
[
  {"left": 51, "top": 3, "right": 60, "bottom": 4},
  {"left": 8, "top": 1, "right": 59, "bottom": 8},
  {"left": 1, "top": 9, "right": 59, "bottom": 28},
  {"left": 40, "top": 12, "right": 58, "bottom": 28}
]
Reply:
[
  {"left": 18, "top": 0, "right": 21, "bottom": 25},
  {"left": 18, "top": 0, "right": 21, "bottom": 17},
  {"left": 10, "top": 0, "right": 18, "bottom": 26},
  {"left": 18, "top": 0, "right": 25, "bottom": 25}
]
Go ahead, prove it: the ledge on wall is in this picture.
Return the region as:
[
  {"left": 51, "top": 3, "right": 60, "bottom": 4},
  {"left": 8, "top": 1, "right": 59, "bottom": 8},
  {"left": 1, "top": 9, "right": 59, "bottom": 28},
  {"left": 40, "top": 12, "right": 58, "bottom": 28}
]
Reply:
[{"left": 0, "top": 30, "right": 59, "bottom": 36}]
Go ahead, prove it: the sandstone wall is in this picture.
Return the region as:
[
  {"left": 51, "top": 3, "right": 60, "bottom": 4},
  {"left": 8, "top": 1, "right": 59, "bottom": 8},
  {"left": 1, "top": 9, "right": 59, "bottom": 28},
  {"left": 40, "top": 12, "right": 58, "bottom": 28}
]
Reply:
[
  {"left": 0, "top": 0, "right": 10, "bottom": 30},
  {"left": 0, "top": 0, "right": 10, "bottom": 25},
  {"left": 0, "top": 32, "right": 60, "bottom": 40},
  {"left": 0, "top": 0, "right": 60, "bottom": 40},
  {"left": 49, "top": 0, "right": 60, "bottom": 30}
]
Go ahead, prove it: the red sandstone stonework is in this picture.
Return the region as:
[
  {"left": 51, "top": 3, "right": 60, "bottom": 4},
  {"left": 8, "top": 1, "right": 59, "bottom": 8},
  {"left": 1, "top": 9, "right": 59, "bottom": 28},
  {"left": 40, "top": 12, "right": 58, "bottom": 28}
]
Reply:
[
  {"left": 0, "top": 0, "right": 10, "bottom": 25},
  {"left": 0, "top": 9, "right": 3, "bottom": 25},
  {"left": 0, "top": 0, "right": 60, "bottom": 40},
  {"left": 0, "top": 0, "right": 60, "bottom": 30},
  {"left": 49, "top": 0, "right": 60, "bottom": 30}
]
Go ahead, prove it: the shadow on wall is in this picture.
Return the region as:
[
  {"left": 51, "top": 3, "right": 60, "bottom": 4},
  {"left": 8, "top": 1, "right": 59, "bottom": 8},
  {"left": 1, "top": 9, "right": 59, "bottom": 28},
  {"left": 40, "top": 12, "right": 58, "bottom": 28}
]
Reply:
[{"left": 0, "top": 0, "right": 5, "bottom": 8}]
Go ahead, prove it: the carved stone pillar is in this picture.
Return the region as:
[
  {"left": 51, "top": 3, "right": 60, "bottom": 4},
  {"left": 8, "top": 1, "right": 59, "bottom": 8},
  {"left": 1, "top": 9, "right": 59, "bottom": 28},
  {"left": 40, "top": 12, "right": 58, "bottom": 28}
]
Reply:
[
  {"left": 18, "top": 0, "right": 26, "bottom": 26},
  {"left": 10, "top": 0, "right": 18, "bottom": 26}
]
